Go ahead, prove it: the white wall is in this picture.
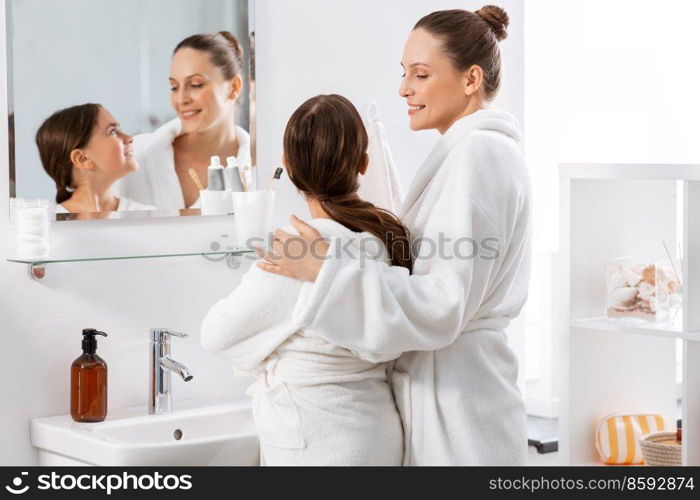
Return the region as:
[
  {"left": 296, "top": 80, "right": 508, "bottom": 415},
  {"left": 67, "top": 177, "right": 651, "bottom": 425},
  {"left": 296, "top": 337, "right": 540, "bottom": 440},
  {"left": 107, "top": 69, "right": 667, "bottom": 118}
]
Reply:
[{"left": 0, "top": 0, "right": 524, "bottom": 465}]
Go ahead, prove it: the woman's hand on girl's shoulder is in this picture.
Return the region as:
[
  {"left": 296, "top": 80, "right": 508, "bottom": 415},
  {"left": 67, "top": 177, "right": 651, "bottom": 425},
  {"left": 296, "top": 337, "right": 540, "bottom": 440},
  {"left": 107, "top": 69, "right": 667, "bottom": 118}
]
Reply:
[{"left": 255, "top": 215, "right": 329, "bottom": 282}]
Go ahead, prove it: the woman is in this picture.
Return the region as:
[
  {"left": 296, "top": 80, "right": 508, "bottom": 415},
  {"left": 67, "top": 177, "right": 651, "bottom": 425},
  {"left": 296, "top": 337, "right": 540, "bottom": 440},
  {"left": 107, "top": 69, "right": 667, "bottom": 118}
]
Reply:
[
  {"left": 36, "top": 103, "right": 153, "bottom": 213},
  {"left": 258, "top": 6, "right": 531, "bottom": 465},
  {"left": 200, "top": 95, "right": 406, "bottom": 466},
  {"left": 116, "top": 31, "right": 251, "bottom": 210}
]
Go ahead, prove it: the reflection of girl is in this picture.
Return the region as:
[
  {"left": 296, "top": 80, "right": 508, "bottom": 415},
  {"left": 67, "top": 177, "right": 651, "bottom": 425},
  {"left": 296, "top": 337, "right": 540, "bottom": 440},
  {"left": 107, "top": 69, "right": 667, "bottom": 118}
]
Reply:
[
  {"left": 36, "top": 103, "right": 154, "bottom": 214},
  {"left": 201, "top": 95, "right": 406, "bottom": 466},
  {"left": 258, "top": 7, "right": 531, "bottom": 465},
  {"left": 117, "top": 32, "right": 251, "bottom": 210}
]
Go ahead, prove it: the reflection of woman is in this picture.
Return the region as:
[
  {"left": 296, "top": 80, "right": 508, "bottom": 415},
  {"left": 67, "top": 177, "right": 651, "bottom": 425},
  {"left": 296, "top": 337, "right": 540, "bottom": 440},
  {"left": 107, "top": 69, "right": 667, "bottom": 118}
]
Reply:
[
  {"left": 36, "top": 103, "right": 154, "bottom": 214},
  {"left": 258, "top": 7, "right": 531, "bottom": 465},
  {"left": 116, "top": 32, "right": 251, "bottom": 210},
  {"left": 201, "top": 95, "right": 405, "bottom": 465}
]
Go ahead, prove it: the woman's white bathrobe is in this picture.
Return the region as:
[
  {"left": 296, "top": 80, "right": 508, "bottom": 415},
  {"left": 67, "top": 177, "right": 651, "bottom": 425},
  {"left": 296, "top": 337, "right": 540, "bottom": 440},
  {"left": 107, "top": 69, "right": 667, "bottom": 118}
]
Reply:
[
  {"left": 292, "top": 109, "right": 532, "bottom": 465},
  {"left": 115, "top": 118, "right": 252, "bottom": 210},
  {"left": 200, "top": 219, "right": 403, "bottom": 465}
]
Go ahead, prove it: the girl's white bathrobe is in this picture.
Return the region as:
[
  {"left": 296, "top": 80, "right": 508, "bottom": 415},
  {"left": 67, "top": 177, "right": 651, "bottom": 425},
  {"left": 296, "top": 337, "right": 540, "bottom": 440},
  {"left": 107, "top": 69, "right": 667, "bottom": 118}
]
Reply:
[
  {"left": 115, "top": 118, "right": 252, "bottom": 210},
  {"left": 200, "top": 220, "right": 403, "bottom": 466},
  {"left": 292, "top": 109, "right": 532, "bottom": 465}
]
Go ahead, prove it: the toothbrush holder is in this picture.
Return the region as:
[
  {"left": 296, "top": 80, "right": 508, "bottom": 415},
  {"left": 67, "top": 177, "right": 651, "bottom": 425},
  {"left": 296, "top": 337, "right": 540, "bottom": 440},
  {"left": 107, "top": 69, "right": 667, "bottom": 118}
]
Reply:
[{"left": 200, "top": 190, "right": 234, "bottom": 216}]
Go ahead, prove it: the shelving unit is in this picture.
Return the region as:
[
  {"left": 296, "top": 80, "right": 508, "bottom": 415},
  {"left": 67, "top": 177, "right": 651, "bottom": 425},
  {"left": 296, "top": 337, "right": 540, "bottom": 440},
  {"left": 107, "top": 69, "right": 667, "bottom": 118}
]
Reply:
[
  {"left": 560, "top": 163, "right": 700, "bottom": 466},
  {"left": 7, "top": 249, "right": 254, "bottom": 280}
]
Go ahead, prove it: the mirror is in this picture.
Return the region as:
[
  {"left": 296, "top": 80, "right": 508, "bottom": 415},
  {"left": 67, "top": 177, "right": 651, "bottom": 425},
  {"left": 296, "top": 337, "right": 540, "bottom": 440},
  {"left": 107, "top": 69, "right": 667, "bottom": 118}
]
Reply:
[{"left": 6, "top": 0, "right": 255, "bottom": 221}]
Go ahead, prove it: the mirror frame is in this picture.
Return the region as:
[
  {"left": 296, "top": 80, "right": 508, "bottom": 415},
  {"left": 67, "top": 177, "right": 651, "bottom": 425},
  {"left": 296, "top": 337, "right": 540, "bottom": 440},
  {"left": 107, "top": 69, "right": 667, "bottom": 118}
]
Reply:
[{"left": 5, "top": 0, "right": 256, "bottom": 221}]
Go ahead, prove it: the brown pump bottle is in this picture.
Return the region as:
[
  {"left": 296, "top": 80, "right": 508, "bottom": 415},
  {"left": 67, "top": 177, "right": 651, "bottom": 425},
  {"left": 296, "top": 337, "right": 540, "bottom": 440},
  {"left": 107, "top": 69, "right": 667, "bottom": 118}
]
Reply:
[{"left": 71, "top": 329, "right": 108, "bottom": 422}]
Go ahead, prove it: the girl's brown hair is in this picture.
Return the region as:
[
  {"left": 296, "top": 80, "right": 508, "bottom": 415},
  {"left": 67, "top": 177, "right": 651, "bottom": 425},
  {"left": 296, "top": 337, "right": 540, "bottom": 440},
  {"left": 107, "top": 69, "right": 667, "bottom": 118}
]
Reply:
[
  {"left": 283, "top": 95, "right": 412, "bottom": 271},
  {"left": 415, "top": 5, "right": 509, "bottom": 100},
  {"left": 35, "top": 103, "right": 101, "bottom": 204},
  {"left": 174, "top": 31, "right": 244, "bottom": 79}
]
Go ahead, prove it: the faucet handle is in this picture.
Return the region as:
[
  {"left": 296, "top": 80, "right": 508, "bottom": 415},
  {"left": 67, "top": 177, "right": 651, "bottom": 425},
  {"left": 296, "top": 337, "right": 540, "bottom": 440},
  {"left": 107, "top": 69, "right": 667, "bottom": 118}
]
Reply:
[{"left": 150, "top": 328, "right": 188, "bottom": 342}]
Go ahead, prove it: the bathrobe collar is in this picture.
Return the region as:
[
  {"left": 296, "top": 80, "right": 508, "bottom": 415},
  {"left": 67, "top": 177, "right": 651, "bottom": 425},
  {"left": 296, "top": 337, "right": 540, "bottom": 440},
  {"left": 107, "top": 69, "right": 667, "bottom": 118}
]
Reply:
[
  {"left": 144, "top": 118, "right": 253, "bottom": 209},
  {"left": 317, "top": 218, "right": 387, "bottom": 252},
  {"left": 399, "top": 108, "right": 521, "bottom": 218},
  {"left": 299, "top": 217, "right": 389, "bottom": 263}
]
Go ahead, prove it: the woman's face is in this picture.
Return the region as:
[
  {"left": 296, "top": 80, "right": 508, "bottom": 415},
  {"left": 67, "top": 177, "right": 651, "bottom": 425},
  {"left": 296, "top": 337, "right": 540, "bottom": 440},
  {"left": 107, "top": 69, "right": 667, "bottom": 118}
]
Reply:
[
  {"left": 169, "top": 48, "right": 240, "bottom": 135},
  {"left": 80, "top": 108, "right": 137, "bottom": 181},
  {"left": 399, "top": 28, "right": 471, "bottom": 134}
]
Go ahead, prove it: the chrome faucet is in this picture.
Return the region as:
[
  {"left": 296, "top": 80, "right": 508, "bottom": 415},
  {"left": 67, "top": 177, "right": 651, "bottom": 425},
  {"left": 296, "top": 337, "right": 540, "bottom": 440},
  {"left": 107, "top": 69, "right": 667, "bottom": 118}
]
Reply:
[{"left": 149, "top": 328, "right": 193, "bottom": 415}]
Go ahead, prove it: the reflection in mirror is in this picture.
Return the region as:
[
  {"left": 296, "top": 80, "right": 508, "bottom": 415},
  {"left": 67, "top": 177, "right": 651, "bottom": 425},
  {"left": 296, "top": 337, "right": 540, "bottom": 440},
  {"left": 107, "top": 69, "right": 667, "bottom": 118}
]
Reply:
[{"left": 7, "top": 0, "right": 253, "bottom": 220}]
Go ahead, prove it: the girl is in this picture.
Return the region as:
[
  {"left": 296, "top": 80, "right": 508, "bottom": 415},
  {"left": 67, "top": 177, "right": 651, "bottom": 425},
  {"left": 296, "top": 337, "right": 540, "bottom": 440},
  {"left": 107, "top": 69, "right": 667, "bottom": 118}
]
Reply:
[
  {"left": 201, "top": 95, "right": 406, "bottom": 465},
  {"left": 36, "top": 103, "right": 153, "bottom": 213}
]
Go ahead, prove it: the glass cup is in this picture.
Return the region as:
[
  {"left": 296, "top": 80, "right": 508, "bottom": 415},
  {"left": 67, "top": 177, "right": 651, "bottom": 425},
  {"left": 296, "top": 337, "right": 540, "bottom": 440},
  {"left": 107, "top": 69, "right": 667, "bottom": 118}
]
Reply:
[
  {"left": 200, "top": 190, "right": 234, "bottom": 215},
  {"left": 15, "top": 198, "right": 51, "bottom": 260},
  {"left": 232, "top": 191, "right": 275, "bottom": 249},
  {"left": 605, "top": 258, "right": 680, "bottom": 323}
]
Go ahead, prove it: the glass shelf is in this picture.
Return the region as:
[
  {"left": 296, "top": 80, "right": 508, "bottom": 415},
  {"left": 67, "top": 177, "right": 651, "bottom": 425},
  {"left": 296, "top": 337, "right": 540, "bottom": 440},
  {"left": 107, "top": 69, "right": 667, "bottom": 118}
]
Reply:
[{"left": 7, "top": 249, "right": 255, "bottom": 280}]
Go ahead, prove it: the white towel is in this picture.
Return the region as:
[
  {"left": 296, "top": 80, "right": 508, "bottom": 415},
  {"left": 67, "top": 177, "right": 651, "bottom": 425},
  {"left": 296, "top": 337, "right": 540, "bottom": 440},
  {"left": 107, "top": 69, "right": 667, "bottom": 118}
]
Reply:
[{"left": 358, "top": 103, "right": 403, "bottom": 213}]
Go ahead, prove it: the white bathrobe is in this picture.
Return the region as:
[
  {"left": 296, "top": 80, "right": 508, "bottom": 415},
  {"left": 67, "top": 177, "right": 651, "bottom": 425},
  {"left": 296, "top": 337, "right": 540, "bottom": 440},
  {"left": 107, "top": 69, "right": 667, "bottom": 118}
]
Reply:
[
  {"left": 292, "top": 109, "right": 532, "bottom": 465},
  {"left": 115, "top": 118, "right": 252, "bottom": 210},
  {"left": 200, "top": 219, "right": 403, "bottom": 466}
]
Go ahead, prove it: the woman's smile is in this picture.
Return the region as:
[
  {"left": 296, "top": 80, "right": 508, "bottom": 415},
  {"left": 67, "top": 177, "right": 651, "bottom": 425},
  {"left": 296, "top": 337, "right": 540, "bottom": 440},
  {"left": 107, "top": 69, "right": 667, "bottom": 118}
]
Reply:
[
  {"left": 407, "top": 103, "right": 426, "bottom": 116},
  {"left": 180, "top": 109, "right": 202, "bottom": 120}
]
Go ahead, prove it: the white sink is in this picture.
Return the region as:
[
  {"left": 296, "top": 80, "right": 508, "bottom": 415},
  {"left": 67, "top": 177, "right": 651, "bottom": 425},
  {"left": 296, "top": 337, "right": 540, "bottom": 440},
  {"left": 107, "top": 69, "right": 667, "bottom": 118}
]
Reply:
[{"left": 31, "top": 399, "right": 259, "bottom": 466}]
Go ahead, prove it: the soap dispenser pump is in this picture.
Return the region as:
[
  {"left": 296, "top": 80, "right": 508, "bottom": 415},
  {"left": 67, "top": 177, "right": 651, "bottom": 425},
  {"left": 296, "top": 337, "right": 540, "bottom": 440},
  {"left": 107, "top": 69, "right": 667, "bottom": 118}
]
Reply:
[{"left": 71, "top": 328, "right": 108, "bottom": 422}]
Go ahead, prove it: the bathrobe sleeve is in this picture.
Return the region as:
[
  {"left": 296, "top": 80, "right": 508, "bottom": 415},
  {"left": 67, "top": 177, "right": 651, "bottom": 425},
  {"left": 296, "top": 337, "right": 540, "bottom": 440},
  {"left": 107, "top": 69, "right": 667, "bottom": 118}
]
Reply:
[
  {"left": 201, "top": 256, "right": 399, "bottom": 368},
  {"left": 200, "top": 262, "right": 303, "bottom": 370},
  {"left": 292, "top": 135, "right": 529, "bottom": 357}
]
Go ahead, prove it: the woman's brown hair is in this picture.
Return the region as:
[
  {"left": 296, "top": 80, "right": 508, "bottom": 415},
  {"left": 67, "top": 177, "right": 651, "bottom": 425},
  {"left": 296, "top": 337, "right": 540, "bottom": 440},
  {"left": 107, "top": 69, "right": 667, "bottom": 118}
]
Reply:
[
  {"left": 174, "top": 31, "right": 244, "bottom": 79},
  {"left": 283, "top": 95, "right": 412, "bottom": 271},
  {"left": 415, "top": 5, "right": 509, "bottom": 100},
  {"left": 35, "top": 103, "right": 101, "bottom": 204}
]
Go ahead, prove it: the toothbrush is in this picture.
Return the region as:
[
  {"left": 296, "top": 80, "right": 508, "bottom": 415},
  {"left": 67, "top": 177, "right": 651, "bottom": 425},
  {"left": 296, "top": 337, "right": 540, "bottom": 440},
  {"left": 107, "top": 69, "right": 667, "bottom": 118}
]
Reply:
[
  {"left": 188, "top": 169, "right": 204, "bottom": 191},
  {"left": 225, "top": 156, "right": 238, "bottom": 191},
  {"left": 267, "top": 167, "right": 284, "bottom": 191},
  {"left": 238, "top": 165, "right": 250, "bottom": 193},
  {"left": 243, "top": 165, "right": 254, "bottom": 191}
]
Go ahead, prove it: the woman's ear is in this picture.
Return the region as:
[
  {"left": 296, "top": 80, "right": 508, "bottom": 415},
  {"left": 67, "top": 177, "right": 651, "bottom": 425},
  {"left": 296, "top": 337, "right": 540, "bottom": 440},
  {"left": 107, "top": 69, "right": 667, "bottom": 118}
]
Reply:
[
  {"left": 69, "top": 149, "right": 94, "bottom": 171},
  {"left": 229, "top": 75, "right": 243, "bottom": 101},
  {"left": 358, "top": 153, "right": 369, "bottom": 176},
  {"left": 464, "top": 64, "right": 484, "bottom": 97}
]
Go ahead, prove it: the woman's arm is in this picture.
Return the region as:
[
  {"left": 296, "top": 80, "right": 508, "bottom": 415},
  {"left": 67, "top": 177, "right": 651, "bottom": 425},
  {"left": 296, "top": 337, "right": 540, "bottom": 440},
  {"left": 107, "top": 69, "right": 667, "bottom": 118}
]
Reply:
[
  {"left": 205, "top": 226, "right": 402, "bottom": 367},
  {"left": 258, "top": 134, "right": 530, "bottom": 356},
  {"left": 260, "top": 203, "right": 516, "bottom": 356}
]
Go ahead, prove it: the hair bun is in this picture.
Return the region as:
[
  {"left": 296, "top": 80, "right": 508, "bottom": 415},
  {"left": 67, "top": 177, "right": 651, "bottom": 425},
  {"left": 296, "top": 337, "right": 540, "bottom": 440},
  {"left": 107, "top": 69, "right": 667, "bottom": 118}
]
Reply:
[
  {"left": 475, "top": 5, "right": 509, "bottom": 41},
  {"left": 218, "top": 31, "right": 244, "bottom": 60}
]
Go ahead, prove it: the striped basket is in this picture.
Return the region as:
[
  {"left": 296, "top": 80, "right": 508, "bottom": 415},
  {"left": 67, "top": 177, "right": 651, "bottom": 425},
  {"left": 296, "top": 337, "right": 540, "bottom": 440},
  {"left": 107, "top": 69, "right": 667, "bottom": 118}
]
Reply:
[
  {"left": 639, "top": 431, "right": 682, "bottom": 466},
  {"left": 595, "top": 413, "right": 672, "bottom": 465}
]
